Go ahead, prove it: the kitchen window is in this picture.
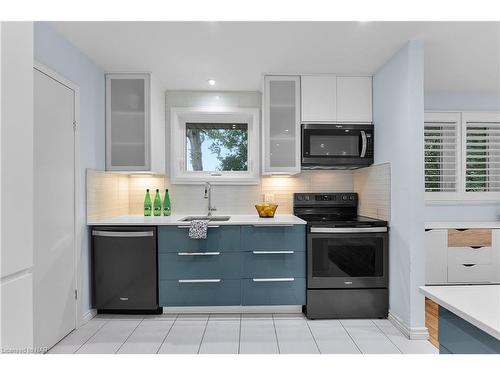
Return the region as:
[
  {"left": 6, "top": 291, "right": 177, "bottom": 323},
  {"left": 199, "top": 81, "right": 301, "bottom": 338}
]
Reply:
[
  {"left": 425, "top": 111, "right": 500, "bottom": 202},
  {"left": 170, "top": 107, "right": 260, "bottom": 184}
]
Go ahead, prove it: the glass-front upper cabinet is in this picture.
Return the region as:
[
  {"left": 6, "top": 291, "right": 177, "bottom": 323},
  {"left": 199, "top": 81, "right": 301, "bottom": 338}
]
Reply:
[
  {"left": 263, "top": 75, "right": 301, "bottom": 175},
  {"left": 106, "top": 73, "right": 151, "bottom": 171}
]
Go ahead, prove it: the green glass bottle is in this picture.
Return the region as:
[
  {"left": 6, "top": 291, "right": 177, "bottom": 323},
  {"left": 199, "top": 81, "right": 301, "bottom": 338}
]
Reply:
[
  {"left": 153, "top": 189, "right": 162, "bottom": 216},
  {"left": 144, "top": 189, "right": 152, "bottom": 216},
  {"left": 163, "top": 189, "right": 171, "bottom": 216}
]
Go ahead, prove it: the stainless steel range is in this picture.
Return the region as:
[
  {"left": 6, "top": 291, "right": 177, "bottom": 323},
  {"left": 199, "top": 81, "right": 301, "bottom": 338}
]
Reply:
[{"left": 293, "top": 192, "right": 389, "bottom": 319}]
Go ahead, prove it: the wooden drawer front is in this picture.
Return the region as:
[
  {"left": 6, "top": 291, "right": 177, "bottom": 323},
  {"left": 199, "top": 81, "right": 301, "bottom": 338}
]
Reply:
[
  {"left": 241, "top": 277, "right": 306, "bottom": 306},
  {"left": 447, "top": 229, "right": 492, "bottom": 248},
  {"left": 159, "top": 252, "right": 242, "bottom": 280},
  {"left": 448, "top": 246, "right": 493, "bottom": 265},
  {"left": 242, "top": 251, "right": 306, "bottom": 278},
  {"left": 448, "top": 263, "right": 494, "bottom": 283},
  {"left": 241, "top": 225, "right": 306, "bottom": 252},
  {"left": 159, "top": 279, "right": 241, "bottom": 306},
  {"left": 158, "top": 226, "right": 241, "bottom": 253},
  {"left": 425, "top": 298, "right": 439, "bottom": 348}
]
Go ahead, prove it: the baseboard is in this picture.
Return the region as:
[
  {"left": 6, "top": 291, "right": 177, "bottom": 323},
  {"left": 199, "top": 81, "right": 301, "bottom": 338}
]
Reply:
[
  {"left": 162, "top": 305, "right": 303, "bottom": 314},
  {"left": 388, "top": 311, "right": 429, "bottom": 340},
  {"left": 81, "top": 309, "right": 97, "bottom": 326}
]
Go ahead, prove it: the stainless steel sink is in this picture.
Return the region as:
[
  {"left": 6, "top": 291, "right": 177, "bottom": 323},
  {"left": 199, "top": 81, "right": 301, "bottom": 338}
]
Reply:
[{"left": 180, "top": 216, "right": 231, "bottom": 222}]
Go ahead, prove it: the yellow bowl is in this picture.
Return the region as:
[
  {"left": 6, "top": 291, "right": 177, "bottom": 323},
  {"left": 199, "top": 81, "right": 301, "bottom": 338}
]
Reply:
[{"left": 255, "top": 203, "right": 278, "bottom": 218}]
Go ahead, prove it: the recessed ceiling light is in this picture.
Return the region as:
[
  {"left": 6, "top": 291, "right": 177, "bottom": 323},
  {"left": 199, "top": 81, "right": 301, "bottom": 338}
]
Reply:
[{"left": 208, "top": 79, "right": 216, "bottom": 86}]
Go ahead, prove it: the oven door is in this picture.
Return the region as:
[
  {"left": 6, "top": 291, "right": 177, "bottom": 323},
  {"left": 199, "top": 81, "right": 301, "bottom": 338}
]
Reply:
[
  {"left": 301, "top": 124, "right": 373, "bottom": 168},
  {"left": 307, "top": 227, "right": 388, "bottom": 289}
]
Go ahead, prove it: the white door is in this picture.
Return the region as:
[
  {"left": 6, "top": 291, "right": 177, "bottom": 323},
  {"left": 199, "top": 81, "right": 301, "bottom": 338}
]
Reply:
[
  {"left": 301, "top": 75, "right": 337, "bottom": 122},
  {"left": 33, "top": 68, "right": 76, "bottom": 349}
]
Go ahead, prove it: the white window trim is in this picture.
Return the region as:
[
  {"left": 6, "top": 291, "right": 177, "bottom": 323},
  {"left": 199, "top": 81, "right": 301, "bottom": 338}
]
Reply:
[
  {"left": 425, "top": 110, "right": 500, "bottom": 203},
  {"left": 170, "top": 106, "right": 260, "bottom": 185}
]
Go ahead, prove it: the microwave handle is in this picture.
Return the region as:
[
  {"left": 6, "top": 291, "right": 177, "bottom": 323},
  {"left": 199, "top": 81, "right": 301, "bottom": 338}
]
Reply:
[{"left": 360, "top": 131, "right": 367, "bottom": 158}]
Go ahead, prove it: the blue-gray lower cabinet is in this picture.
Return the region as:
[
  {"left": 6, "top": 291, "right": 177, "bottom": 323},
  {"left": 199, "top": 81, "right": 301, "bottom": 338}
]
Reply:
[
  {"left": 439, "top": 306, "right": 500, "bottom": 354},
  {"left": 241, "top": 278, "right": 306, "bottom": 305},
  {"left": 158, "top": 224, "right": 306, "bottom": 307},
  {"left": 160, "top": 279, "right": 241, "bottom": 306},
  {"left": 158, "top": 226, "right": 241, "bottom": 253}
]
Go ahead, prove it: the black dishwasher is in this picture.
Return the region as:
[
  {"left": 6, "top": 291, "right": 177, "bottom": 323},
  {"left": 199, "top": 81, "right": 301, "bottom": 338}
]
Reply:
[{"left": 92, "top": 226, "right": 161, "bottom": 313}]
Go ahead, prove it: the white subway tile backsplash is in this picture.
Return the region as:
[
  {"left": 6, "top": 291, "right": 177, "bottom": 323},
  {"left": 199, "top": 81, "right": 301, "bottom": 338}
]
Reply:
[{"left": 353, "top": 163, "right": 391, "bottom": 222}]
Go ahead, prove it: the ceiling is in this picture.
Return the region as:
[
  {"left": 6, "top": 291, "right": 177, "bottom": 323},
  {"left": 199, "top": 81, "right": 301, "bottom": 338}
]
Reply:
[{"left": 51, "top": 21, "right": 500, "bottom": 95}]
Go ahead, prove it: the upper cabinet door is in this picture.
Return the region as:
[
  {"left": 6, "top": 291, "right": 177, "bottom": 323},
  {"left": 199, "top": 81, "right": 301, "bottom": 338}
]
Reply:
[
  {"left": 106, "top": 73, "right": 151, "bottom": 171},
  {"left": 336, "top": 76, "right": 372, "bottom": 123},
  {"left": 301, "top": 75, "right": 337, "bottom": 122},
  {"left": 263, "top": 75, "right": 301, "bottom": 175}
]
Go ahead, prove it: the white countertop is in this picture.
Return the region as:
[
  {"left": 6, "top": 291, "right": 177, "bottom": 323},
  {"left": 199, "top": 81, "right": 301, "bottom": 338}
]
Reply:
[
  {"left": 88, "top": 214, "right": 307, "bottom": 226},
  {"left": 425, "top": 221, "right": 500, "bottom": 229},
  {"left": 420, "top": 285, "right": 500, "bottom": 340}
]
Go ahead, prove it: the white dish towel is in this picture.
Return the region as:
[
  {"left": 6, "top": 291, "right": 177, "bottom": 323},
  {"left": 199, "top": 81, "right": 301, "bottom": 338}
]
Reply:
[{"left": 188, "top": 220, "right": 210, "bottom": 239}]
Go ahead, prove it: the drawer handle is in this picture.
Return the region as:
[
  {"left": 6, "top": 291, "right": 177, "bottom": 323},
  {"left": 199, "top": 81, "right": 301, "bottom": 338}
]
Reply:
[
  {"left": 178, "top": 252, "right": 221, "bottom": 256},
  {"left": 470, "top": 246, "right": 484, "bottom": 250},
  {"left": 462, "top": 264, "right": 476, "bottom": 267},
  {"left": 252, "top": 278, "right": 295, "bottom": 282},
  {"left": 178, "top": 279, "right": 221, "bottom": 283},
  {"left": 252, "top": 224, "right": 293, "bottom": 227},
  {"left": 455, "top": 228, "right": 469, "bottom": 232},
  {"left": 177, "top": 225, "right": 220, "bottom": 229},
  {"left": 252, "top": 251, "right": 294, "bottom": 254}
]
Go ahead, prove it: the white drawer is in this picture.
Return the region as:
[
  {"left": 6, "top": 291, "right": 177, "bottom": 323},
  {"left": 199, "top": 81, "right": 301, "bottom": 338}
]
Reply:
[
  {"left": 447, "top": 263, "right": 494, "bottom": 283},
  {"left": 447, "top": 246, "right": 493, "bottom": 265}
]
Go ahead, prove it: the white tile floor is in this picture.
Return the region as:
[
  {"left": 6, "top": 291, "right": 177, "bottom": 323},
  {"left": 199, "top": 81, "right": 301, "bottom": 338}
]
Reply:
[{"left": 48, "top": 313, "right": 438, "bottom": 354}]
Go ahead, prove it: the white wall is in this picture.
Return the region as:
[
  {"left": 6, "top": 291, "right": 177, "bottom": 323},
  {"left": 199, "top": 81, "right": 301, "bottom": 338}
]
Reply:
[
  {"left": 33, "top": 22, "right": 105, "bottom": 321},
  {"left": 424, "top": 93, "right": 500, "bottom": 222},
  {"left": 0, "top": 22, "right": 34, "bottom": 351},
  {"left": 373, "top": 40, "right": 426, "bottom": 333}
]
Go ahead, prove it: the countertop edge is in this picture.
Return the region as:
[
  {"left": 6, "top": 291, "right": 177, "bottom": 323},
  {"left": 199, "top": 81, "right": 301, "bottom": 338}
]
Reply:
[
  {"left": 419, "top": 286, "right": 500, "bottom": 340},
  {"left": 425, "top": 222, "right": 500, "bottom": 229}
]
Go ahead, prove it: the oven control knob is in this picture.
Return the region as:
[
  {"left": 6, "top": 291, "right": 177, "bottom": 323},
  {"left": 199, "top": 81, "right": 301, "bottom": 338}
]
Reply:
[
  {"left": 342, "top": 195, "right": 347, "bottom": 201},
  {"left": 305, "top": 196, "right": 310, "bottom": 201},
  {"left": 349, "top": 195, "right": 354, "bottom": 201},
  {"left": 297, "top": 195, "right": 303, "bottom": 201}
]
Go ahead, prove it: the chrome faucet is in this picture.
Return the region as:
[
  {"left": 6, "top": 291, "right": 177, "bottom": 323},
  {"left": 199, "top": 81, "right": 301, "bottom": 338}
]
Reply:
[{"left": 204, "top": 182, "right": 217, "bottom": 216}]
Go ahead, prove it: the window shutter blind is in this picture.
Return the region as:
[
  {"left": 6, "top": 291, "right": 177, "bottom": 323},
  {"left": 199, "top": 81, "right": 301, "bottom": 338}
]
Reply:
[
  {"left": 424, "top": 120, "right": 458, "bottom": 192},
  {"left": 465, "top": 121, "right": 500, "bottom": 192}
]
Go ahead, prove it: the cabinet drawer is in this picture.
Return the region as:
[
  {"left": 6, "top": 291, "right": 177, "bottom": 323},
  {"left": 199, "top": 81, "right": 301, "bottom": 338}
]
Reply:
[
  {"left": 241, "top": 225, "right": 305, "bottom": 252},
  {"left": 448, "top": 229, "right": 492, "bottom": 248},
  {"left": 448, "top": 246, "right": 493, "bottom": 265},
  {"left": 241, "top": 278, "right": 306, "bottom": 306},
  {"left": 158, "top": 226, "right": 241, "bottom": 253},
  {"left": 447, "top": 263, "right": 494, "bottom": 283},
  {"left": 159, "top": 252, "right": 242, "bottom": 280},
  {"left": 159, "top": 279, "right": 241, "bottom": 306},
  {"left": 242, "top": 251, "right": 305, "bottom": 278}
]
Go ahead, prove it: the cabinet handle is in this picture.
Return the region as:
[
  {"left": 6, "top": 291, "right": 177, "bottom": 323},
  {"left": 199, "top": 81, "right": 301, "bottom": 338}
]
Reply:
[
  {"left": 455, "top": 229, "right": 469, "bottom": 232},
  {"left": 252, "top": 251, "right": 294, "bottom": 254},
  {"left": 92, "top": 230, "right": 154, "bottom": 237},
  {"left": 462, "top": 264, "right": 476, "bottom": 267},
  {"left": 177, "top": 225, "right": 220, "bottom": 229},
  {"left": 252, "top": 278, "right": 294, "bottom": 282},
  {"left": 470, "top": 246, "right": 484, "bottom": 250},
  {"left": 252, "top": 224, "right": 293, "bottom": 227},
  {"left": 178, "top": 279, "right": 221, "bottom": 283},
  {"left": 178, "top": 252, "right": 220, "bottom": 256}
]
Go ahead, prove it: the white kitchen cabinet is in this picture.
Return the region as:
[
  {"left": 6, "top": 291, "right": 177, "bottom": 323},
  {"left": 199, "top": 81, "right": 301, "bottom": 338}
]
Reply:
[
  {"left": 425, "top": 227, "right": 500, "bottom": 285},
  {"left": 301, "top": 75, "right": 337, "bottom": 122},
  {"left": 336, "top": 76, "right": 372, "bottom": 123},
  {"left": 262, "top": 75, "right": 301, "bottom": 175},
  {"left": 106, "top": 73, "right": 165, "bottom": 173},
  {"left": 425, "top": 229, "right": 448, "bottom": 284}
]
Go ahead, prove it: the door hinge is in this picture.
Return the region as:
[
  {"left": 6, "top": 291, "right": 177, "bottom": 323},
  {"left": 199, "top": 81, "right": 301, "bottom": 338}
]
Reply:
[
  {"left": 73, "top": 120, "right": 77, "bottom": 130},
  {"left": 74, "top": 289, "right": 78, "bottom": 300}
]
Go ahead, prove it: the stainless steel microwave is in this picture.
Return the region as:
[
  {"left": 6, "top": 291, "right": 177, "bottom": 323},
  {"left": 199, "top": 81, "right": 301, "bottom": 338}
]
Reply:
[{"left": 301, "top": 124, "right": 374, "bottom": 169}]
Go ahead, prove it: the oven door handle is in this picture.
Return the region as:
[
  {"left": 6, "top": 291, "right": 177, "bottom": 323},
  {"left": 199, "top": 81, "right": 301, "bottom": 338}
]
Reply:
[
  {"left": 360, "top": 130, "right": 367, "bottom": 158},
  {"left": 310, "top": 227, "right": 387, "bottom": 233}
]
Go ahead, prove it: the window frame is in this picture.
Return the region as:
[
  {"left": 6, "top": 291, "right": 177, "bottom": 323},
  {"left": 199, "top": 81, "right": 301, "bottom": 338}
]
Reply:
[
  {"left": 425, "top": 111, "right": 500, "bottom": 203},
  {"left": 170, "top": 106, "right": 260, "bottom": 185}
]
